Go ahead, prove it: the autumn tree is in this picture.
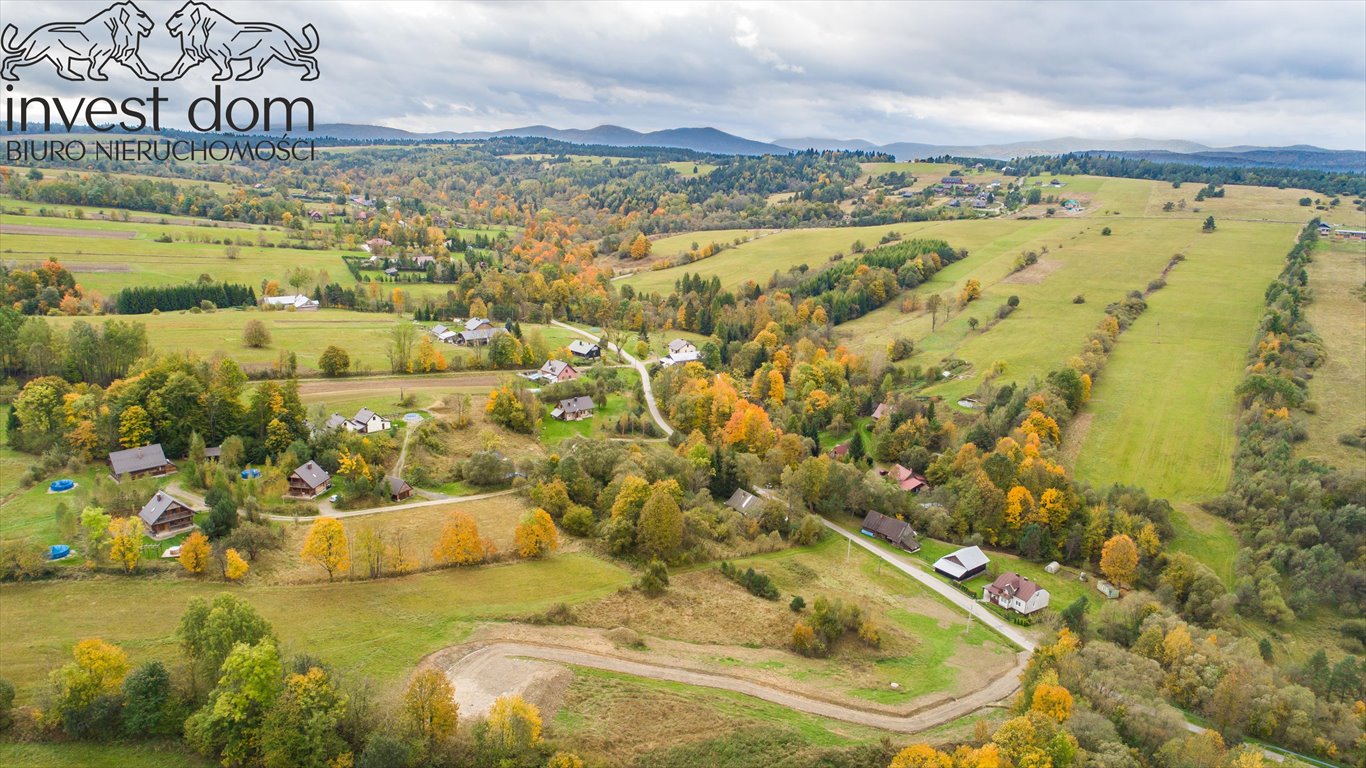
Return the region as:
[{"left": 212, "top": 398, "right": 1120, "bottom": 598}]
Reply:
[
  {"left": 49, "top": 638, "right": 130, "bottom": 739},
  {"left": 179, "top": 531, "right": 211, "bottom": 575},
  {"left": 432, "top": 510, "right": 490, "bottom": 566},
  {"left": 403, "top": 668, "right": 458, "bottom": 753},
  {"left": 959, "top": 278, "right": 982, "bottom": 304},
  {"left": 889, "top": 743, "right": 952, "bottom": 768},
  {"left": 628, "top": 232, "right": 651, "bottom": 260},
  {"left": 242, "top": 319, "right": 272, "bottom": 349},
  {"left": 185, "top": 640, "right": 283, "bottom": 766},
  {"left": 1100, "top": 533, "right": 1139, "bottom": 588},
  {"left": 224, "top": 548, "right": 249, "bottom": 582},
  {"left": 300, "top": 517, "right": 350, "bottom": 581},
  {"left": 514, "top": 508, "right": 558, "bottom": 559},
  {"left": 108, "top": 516, "right": 145, "bottom": 573},
  {"left": 118, "top": 404, "right": 153, "bottom": 448},
  {"left": 486, "top": 694, "right": 542, "bottom": 753},
  {"left": 258, "top": 666, "right": 349, "bottom": 768},
  {"left": 1030, "top": 680, "right": 1074, "bottom": 722},
  {"left": 636, "top": 486, "right": 683, "bottom": 561},
  {"left": 80, "top": 506, "right": 112, "bottom": 567}
]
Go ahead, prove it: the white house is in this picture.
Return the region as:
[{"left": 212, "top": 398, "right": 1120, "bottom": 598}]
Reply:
[
  {"left": 668, "top": 339, "right": 698, "bottom": 356},
  {"left": 983, "top": 572, "right": 1050, "bottom": 615},
  {"left": 263, "top": 294, "right": 319, "bottom": 311},
  {"left": 933, "top": 545, "right": 990, "bottom": 581},
  {"left": 326, "top": 407, "right": 391, "bottom": 434}
]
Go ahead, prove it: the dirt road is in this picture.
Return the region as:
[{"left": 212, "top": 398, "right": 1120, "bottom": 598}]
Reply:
[
  {"left": 441, "top": 640, "right": 1025, "bottom": 733},
  {"left": 550, "top": 320, "right": 674, "bottom": 437}
]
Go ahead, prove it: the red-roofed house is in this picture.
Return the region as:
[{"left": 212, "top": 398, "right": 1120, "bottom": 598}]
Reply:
[
  {"left": 983, "top": 572, "right": 1050, "bottom": 615},
  {"left": 891, "top": 464, "right": 929, "bottom": 493}
]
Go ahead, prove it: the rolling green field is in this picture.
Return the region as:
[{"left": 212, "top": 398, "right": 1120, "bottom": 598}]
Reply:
[
  {"left": 540, "top": 393, "right": 631, "bottom": 444},
  {"left": 1299, "top": 237, "right": 1366, "bottom": 468},
  {"left": 0, "top": 553, "right": 631, "bottom": 704},
  {"left": 1072, "top": 220, "right": 1302, "bottom": 501}
]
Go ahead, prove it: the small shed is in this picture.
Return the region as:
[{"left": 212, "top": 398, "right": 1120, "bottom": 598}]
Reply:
[
  {"left": 387, "top": 476, "right": 413, "bottom": 501},
  {"left": 1096, "top": 580, "right": 1121, "bottom": 599},
  {"left": 1044, "top": 561, "right": 1061, "bottom": 574}
]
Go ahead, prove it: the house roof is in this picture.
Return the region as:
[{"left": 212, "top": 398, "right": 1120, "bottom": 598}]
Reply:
[
  {"left": 353, "top": 408, "right": 379, "bottom": 424},
  {"left": 387, "top": 476, "right": 412, "bottom": 495},
  {"left": 139, "top": 491, "right": 190, "bottom": 527},
  {"left": 109, "top": 444, "right": 171, "bottom": 476},
  {"left": 540, "top": 359, "right": 575, "bottom": 378},
  {"left": 831, "top": 442, "right": 849, "bottom": 457},
  {"left": 264, "top": 294, "right": 316, "bottom": 308},
  {"left": 861, "top": 511, "right": 914, "bottom": 542},
  {"left": 204, "top": 446, "right": 221, "bottom": 458},
  {"left": 986, "top": 572, "right": 1043, "bottom": 601},
  {"left": 568, "top": 339, "right": 599, "bottom": 355},
  {"left": 724, "top": 489, "right": 762, "bottom": 515},
  {"left": 460, "top": 328, "right": 497, "bottom": 342},
  {"left": 292, "top": 461, "right": 331, "bottom": 489},
  {"left": 464, "top": 317, "right": 492, "bottom": 331},
  {"left": 669, "top": 339, "right": 696, "bottom": 353},
  {"left": 871, "top": 403, "right": 888, "bottom": 420},
  {"left": 892, "top": 464, "right": 928, "bottom": 492},
  {"left": 556, "top": 396, "right": 595, "bottom": 413},
  {"left": 668, "top": 349, "right": 700, "bottom": 364},
  {"left": 325, "top": 413, "right": 348, "bottom": 430},
  {"left": 934, "top": 546, "right": 989, "bottom": 576},
  {"left": 431, "top": 324, "right": 449, "bottom": 335}
]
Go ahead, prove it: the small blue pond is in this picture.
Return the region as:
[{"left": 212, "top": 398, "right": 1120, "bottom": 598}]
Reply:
[{"left": 49, "top": 479, "right": 75, "bottom": 492}]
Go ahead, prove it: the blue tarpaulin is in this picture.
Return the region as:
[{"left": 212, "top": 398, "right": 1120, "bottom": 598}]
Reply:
[
  {"left": 241, "top": 468, "right": 261, "bottom": 479},
  {"left": 49, "top": 544, "right": 71, "bottom": 560}
]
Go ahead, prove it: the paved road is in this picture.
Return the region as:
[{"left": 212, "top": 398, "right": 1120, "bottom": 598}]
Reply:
[
  {"left": 549, "top": 320, "right": 674, "bottom": 437},
  {"left": 446, "top": 640, "right": 1026, "bottom": 734}
]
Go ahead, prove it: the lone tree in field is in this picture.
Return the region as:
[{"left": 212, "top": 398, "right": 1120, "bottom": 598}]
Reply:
[
  {"left": 317, "top": 346, "right": 350, "bottom": 377},
  {"left": 300, "top": 517, "right": 350, "bottom": 581},
  {"left": 1100, "top": 533, "right": 1139, "bottom": 588},
  {"left": 242, "top": 319, "right": 271, "bottom": 348},
  {"left": 1202, "top": 216, "right": 1217, "bottom": 233}
]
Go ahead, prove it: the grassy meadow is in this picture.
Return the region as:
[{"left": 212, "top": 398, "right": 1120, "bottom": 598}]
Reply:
[{"left": 1299, "top": 237, "right": 1366, "bottom": 468}]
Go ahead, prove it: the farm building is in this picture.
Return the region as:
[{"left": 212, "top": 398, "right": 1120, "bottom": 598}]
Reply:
[
  {"left": 889, "top": 464, "right": 930, "bottom": 493},
  {"left": 263, "top": 294, "right": 319, "bottom": 311},
  {"left": 551, "top": 396, "right": 595, "bottom": 421},
  {"left": 860, "top": 511, "right": 920, "bottom": 552},
  {"left": 535, "top": 359, "right": 579, "bottom": 383},
  {"left": 933, "top": 545, "right": 989, "bottom": 581},
  {"left": 569, "top": 340, "right": 602, "bottom": 359},
  {"left": 871, "top": 402, "right": 889, "bottom": 421},
  {"left": 456, "top": 318, "right": 503, "bottom": 345},
  {"left": 387, "top": 476, "right": 413, "bottom": 501},
  {"left": 668, "top": 339, "right": 698, "bottom": 356},
  {"left": 1096, "top": 580, "right": 1121, "bottom": 599},
  {"left": 138, "top": 491, "right": 196, "bottom": 537},
  {"left": 983, "top": 572, "right": 1050, "bottom": 615},
  {"left": 661, "top": 348, "right": 701, "bottom": 366},
  {"left": 724, "top": 488, "right": 763, "bottom": 517},
  {"left": 431, "top": 324, "right": 459, "bottom": 344},
  {"left": 1333, "top": 229, "right": 1366, "bottom": 241},
  {"left": 108, "top": 444, "right": 176, "bottom": 483},
  {"left": 288, "top": 461, "right": 332, "bottom": 499}
]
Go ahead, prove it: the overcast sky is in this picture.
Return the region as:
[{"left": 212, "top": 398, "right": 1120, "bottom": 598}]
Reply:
[{"left": 6, "top": 0, "right": 1365, "bottom": 149}]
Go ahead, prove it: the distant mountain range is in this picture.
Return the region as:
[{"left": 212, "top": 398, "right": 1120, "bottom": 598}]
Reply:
[{"left": 307, "top": 123, "right": 1364, "bottom": 173}]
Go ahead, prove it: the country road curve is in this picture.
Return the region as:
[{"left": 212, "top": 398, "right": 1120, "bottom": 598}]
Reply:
[
  {"left": 549, "top": 320, "right": 674, "bottom": 437},
  {"left": 444, "top": 641, "right": 1027, "bottom": 734}
]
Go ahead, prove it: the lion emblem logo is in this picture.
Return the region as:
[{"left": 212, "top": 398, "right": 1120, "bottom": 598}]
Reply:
[
  {"left": 1, "top": 2, "right": 159, "bottom": 81},
  {"left": 162, "top": 1, "right": 319, "bottom": 82}
]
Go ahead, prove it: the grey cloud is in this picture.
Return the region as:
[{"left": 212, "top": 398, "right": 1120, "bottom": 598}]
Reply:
[{"left": 2, "top": 0, "right": 1362, "bottom": 148}]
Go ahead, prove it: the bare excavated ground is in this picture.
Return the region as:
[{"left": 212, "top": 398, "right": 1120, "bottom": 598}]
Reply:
[{"left": 1000, "top": 258, "right": 1064, "bottom": 285}]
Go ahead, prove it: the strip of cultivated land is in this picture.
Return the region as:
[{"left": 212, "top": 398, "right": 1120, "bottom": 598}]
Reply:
[{"left": 1299, "top": 237, "right": 1366, "bottom": 469}]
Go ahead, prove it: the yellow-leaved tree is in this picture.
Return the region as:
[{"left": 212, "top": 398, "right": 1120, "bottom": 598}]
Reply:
[
  {"left": 118, "top": 405, "right": 152, "bottom": 448},
  {"left": 1030, "top": 680, "right": 1074, "bottom": 722},
  {"left": 1100, "top": 533, "right": 1139, "bottom": 588},
  {"left": 51, "top": 638, "right": 130, "bottom": 716},
  {"left": 108, "top": 516, "right": 145, "bottom": 573},
  {"left": 300, "top": 517, "right": 350, "bottom": 581},
  {"left": 404, "top": 667, "right": 458, "bottom": 752},
  {"left": 224, "top": 548, "right": 249, "bottom": 582},
  {"left": 431, "top": 511, "right": 490, "bottom": 566},
  {"left": 486, "top": 694, "right": 542, "bottom": 752},
  {"left": 178, "top": 531, "right": 210, "bottom": 575},
  {"left": 514, "top": 509, "right": 558, "bottom": 559}
]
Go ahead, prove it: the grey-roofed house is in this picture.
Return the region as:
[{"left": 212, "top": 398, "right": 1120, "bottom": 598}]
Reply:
[
  {"left": 537, "top": 359, "right": 579, "bottom": 383},
  {"left": 550, "top": 396, "right": 595, "bottom": 421},
  {"left": 288, "top": 461, "right": 332, "bottom": 499},
  {"left": 724, "top": 488, "right": 763, "bottom": 517},
  {"left": 348, "top": 407, "right": 391, "bottom": 434},
  {"left": 860, "top": 511, "right": 920, "bottom": 552},
  {"left": 139, "top": 491, "right": 195, "bottom": 536},
  {"left": 387, "top": 476, "right": 413, "bottom": 501},
  {"left": 668, "top": 339, "right": 697, "bottom": 355},
  {"left": 568, "top": 339, "right": 601, "bottom": 359},
  {"left": 933, "top": 545, "right": 990, "bottom": 581},
  {"left": 108, "top": 444, "right": 176, "bottom": 483},
  {"left": 458, "top": 327, "right": 500, "bottom": 346}
]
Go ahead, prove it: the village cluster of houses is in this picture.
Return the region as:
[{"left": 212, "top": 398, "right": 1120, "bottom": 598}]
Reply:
[
  {"left": 430, "top": 318, "right": 505, "bottom": 346},
  {"left": 1319, "top": 221, "right": 1366, "bottom": 241}
]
